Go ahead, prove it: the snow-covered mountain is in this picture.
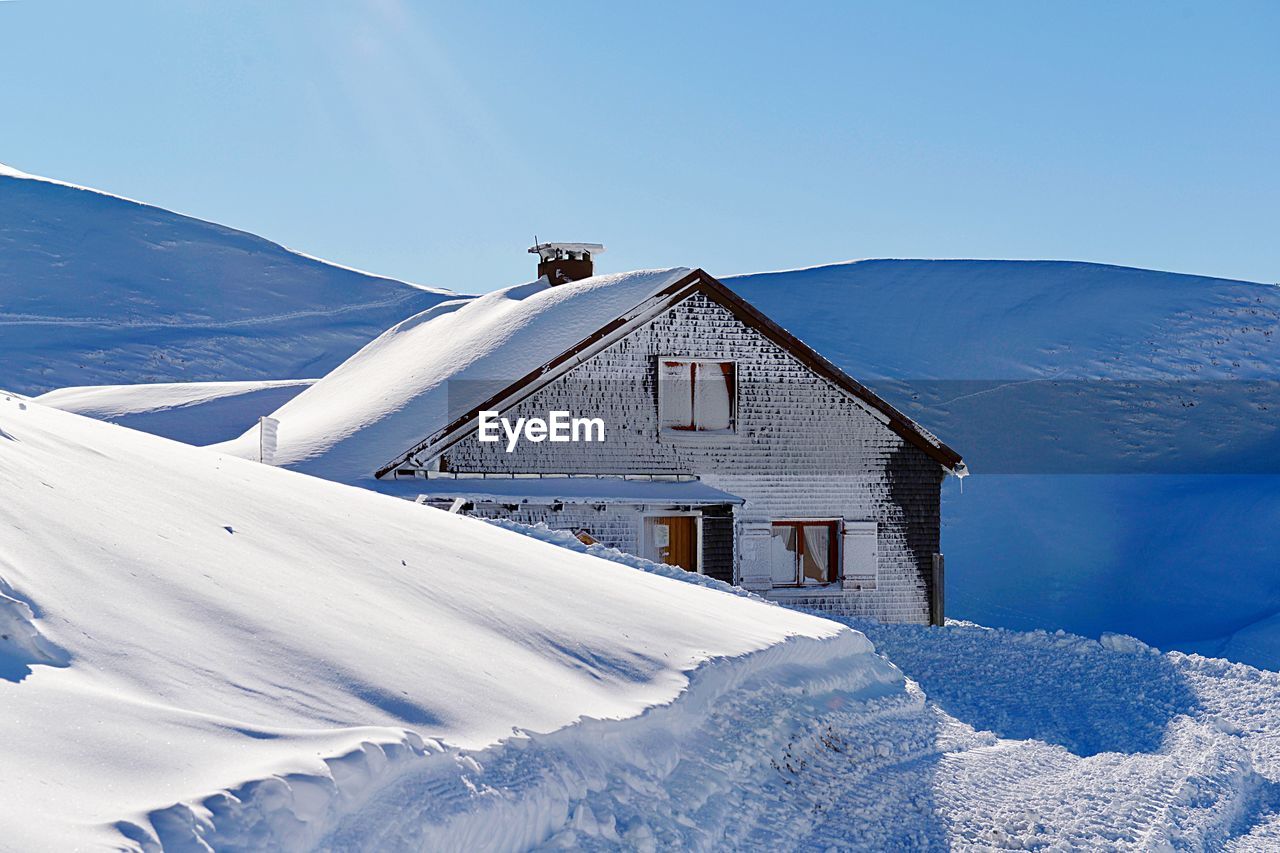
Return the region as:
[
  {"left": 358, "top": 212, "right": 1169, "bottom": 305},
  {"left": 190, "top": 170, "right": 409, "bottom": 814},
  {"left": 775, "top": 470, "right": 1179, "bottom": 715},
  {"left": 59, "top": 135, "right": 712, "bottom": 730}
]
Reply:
[
  {"left": 729, "top": 260, "right": 1280, "bottom": 667},
  {"left": 0, "top": 164, "right": 458, "bottom": 395}
]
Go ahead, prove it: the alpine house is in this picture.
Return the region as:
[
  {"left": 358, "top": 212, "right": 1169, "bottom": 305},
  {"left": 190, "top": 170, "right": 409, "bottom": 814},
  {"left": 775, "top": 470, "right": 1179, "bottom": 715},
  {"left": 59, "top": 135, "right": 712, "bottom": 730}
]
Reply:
[{"left": 214, "top": 244, "right": 966, "bottom": 624}]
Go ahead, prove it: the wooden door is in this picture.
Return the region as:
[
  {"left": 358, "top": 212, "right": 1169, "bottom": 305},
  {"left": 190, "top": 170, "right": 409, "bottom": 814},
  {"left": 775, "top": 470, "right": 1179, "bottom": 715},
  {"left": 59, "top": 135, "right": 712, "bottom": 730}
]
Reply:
[{"left": 651, "top": 516, "right": 697, "bottom": 572}]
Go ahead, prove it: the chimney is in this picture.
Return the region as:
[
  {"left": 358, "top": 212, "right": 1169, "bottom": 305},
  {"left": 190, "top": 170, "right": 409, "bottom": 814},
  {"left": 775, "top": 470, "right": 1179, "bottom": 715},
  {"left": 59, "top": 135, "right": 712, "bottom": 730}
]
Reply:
[{"left": 529, "top": 242, "right": 605, "bottom": 286}]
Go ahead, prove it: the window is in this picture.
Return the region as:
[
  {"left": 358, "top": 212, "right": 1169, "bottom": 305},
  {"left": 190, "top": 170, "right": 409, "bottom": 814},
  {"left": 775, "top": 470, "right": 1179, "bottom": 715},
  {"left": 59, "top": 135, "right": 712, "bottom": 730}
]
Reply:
[
  {"left": 658, "top": 359, "right": 735, "bottom": 432},
  {"left": 770, "top": 521, "right": 838, "bottom": 586}
]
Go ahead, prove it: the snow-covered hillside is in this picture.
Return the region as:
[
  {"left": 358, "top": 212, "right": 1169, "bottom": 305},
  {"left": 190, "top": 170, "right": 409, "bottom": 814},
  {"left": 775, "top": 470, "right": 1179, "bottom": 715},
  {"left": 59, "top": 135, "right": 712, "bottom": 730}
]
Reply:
[
  {"left": 35, "top": 379, "right": 317, "bottom": 445},
  {"left": 0, "top": 393, "right": 892, "bottom": 850},
  {"left": 0, "top": 164, "right": 458, "bottom": 395},
  {"left": 728, "top": 260, "right": 1280, "bottom": 667}
]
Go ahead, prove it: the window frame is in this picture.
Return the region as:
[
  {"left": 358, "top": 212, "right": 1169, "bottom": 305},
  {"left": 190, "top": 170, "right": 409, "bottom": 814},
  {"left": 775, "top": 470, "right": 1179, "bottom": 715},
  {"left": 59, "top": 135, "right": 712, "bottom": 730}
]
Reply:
[
  {"left": 656, "top": 357, "right": 738, "bottom": 435},
  {"left": 770, "top": 519, "right": 840, "bottom": 587}
]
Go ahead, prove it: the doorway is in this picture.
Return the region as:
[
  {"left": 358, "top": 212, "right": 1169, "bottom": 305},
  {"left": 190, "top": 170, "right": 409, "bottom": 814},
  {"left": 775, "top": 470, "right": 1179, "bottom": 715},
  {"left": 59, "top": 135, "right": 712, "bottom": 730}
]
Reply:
[{"left": 643, "top": 515, "right": 698, "bottom": 572}]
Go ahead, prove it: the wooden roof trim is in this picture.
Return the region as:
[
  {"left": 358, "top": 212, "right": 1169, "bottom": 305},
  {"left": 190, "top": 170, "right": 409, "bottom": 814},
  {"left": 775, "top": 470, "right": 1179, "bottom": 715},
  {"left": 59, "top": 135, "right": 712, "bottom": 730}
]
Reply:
[{"left": 375, "top": 268, "right": 965, "bottom": 478}]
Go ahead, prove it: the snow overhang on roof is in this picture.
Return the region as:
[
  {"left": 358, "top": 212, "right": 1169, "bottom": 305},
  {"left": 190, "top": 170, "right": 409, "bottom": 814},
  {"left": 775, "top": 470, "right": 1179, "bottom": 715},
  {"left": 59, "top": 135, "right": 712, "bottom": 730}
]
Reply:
[{"left": 376, "top": 475, "right": 745, "bottom": 506}]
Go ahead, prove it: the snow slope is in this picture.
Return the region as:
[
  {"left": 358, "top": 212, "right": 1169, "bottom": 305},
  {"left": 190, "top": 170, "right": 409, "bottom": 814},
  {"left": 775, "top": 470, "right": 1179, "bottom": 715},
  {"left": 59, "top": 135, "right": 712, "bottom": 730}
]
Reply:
[
  {"left": 35, "top": 379, "right": 316, "bottom": 445},
  {"left": 0, "top": 393, "right": 886, "bottom": 850},
  {"left": 476, "top": 521, "right": 1280, "bottom": 850},
  {"left": 0, "top": 164, "right": 457, "bottom": 395},
  {"left": 728, "top": 260, "right": 1280, "bottom": 669},
  {"left": 211, "top": 268, "right": 692, "bottom": 483}
]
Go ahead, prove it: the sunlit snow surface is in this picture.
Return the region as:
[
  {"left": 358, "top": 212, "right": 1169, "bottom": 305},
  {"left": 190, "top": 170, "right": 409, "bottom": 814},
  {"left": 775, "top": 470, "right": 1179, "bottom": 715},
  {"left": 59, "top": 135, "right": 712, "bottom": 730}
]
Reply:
[
  {"left": 0, "top": 396, "right": 858, "bottom": 849},
  {"left": 5, "top": 397, "right": 1280, "bottom": 850}
]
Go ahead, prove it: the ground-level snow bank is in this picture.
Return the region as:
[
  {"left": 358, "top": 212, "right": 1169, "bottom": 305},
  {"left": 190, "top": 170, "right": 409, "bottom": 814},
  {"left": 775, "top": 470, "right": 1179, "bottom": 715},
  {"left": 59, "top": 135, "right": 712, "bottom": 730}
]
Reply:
[
  {"left": 0, "top": 395, "right": 862, "bottom": 850},
  {"left": 154, "top": 631, "right": 909, "bottom": 852}
]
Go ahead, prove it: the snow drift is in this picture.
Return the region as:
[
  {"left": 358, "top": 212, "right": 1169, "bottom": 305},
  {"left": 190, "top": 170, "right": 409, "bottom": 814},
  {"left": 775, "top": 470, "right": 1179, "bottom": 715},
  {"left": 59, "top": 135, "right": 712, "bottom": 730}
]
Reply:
[
  {"left": 0, "top": 393, "right": 893, "bottom": 850},
  {"left": 35, "top": 379, "right": 317, "bottom": 445},
  {"left": 0, "top": 163, "right": 457, "bottom": 395},
  {"left": 728, "top": 259, "right": 1280, "bottom": 667}
]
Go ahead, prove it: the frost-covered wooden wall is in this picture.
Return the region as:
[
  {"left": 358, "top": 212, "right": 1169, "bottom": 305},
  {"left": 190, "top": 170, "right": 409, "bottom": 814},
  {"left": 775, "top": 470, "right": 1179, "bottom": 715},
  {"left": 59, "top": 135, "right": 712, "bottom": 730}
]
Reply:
[{"left": 433, "top": 291, "right": 944, "bottom": 624}]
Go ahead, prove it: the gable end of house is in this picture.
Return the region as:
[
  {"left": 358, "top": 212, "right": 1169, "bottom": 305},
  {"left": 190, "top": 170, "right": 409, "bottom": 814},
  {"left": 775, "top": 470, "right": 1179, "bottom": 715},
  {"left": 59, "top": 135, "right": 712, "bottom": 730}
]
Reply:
[{"left": 374, "top": 269, "right": 964, "bottom": 478}]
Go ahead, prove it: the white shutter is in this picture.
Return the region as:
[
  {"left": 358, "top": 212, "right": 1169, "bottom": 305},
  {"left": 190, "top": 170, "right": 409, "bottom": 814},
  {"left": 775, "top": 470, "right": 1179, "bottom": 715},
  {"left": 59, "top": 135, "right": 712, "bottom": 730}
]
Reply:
[
  {"left": 841, "top": 520, "right": 877, "bottom": 589},
  {"left": 658, "top": 360, "right": 693, "bottom": 429},
  {"left": 738, "top": 522, "right": 774, "bottom": 592}
]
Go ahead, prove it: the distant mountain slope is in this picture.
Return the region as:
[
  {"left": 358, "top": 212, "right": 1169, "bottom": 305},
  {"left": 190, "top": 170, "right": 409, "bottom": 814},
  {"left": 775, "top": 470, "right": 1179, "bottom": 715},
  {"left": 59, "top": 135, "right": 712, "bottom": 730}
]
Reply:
[
  {"left": 729, "top": 260, "right": 1280, "bottom": 667},
  {"left": 0, "top": 164, "right": 458, "bottom": 394},
  {"left": 35, "top": 378, "right": 317, "bottom": 445}
]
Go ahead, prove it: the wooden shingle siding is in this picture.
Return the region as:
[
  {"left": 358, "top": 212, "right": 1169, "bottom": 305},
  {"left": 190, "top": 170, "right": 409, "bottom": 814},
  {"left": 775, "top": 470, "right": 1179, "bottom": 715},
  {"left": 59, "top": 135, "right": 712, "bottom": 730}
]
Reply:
[{"left": 435, "top": 291, "right": 946, "bottom": 623}]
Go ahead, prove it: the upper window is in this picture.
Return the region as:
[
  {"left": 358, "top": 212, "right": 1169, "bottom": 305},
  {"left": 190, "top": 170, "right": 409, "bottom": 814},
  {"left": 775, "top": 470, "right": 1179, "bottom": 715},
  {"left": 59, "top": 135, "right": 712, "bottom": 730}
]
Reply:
[
  {"left": 770, "top": 521, "right": 838, "bottom": 586},
  {"left": 658, "top": 359, "right": 736, "bottom": 432}
]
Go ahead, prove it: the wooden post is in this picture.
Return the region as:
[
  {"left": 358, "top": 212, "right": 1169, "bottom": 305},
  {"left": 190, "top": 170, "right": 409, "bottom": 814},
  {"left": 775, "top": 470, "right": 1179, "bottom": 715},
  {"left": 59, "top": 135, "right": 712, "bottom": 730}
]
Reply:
[{"left": 930, "top": 553, "right": 945, "bottom": 627}]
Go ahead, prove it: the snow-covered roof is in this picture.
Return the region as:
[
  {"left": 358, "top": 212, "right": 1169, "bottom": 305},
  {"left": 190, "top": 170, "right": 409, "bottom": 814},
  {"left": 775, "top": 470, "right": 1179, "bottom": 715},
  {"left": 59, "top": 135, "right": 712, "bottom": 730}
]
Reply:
[
  {"left": 211, "top": 268, "right": 695, "bottom": 482},
  {"left": 381, "top": 475, "right": 745, "bottom": 505}
]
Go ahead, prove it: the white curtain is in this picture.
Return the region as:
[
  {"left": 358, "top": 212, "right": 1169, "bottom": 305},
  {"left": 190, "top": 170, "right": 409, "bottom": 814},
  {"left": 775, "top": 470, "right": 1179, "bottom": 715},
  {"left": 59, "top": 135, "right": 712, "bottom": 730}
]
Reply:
[
  {"left": 693, "top": 362, "right": 733, "bottom": 430},
  {"left": 801, "top": 525, "right": 831, "bottom": 584}
]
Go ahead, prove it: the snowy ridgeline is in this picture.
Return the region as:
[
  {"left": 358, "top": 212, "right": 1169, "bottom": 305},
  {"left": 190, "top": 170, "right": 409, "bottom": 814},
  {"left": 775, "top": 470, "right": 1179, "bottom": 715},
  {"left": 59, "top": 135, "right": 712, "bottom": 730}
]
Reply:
[
  {"left": 5, "top": 395, "right": 1280, "bottom": 849},
  {"left": 0, "top": 164, "right": 458, "bottom": 395}
]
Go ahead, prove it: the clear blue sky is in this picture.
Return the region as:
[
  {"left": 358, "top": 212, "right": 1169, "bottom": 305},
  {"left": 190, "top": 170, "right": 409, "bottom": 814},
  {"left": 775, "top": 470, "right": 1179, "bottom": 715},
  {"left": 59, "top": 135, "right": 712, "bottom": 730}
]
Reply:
[{"left": 2, "top": 1, "right": 1277, "bottom": 293}]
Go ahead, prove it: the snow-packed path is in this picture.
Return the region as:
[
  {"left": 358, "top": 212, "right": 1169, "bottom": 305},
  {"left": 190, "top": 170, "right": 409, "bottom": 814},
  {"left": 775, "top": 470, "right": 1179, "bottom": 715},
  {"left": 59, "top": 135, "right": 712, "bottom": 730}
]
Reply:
[
  {"left": 822, "top": 619, "right": 1280, "bottom": 851},
  {"left": 308, "top": 615, "right": 1280, "bottom": 851}
]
